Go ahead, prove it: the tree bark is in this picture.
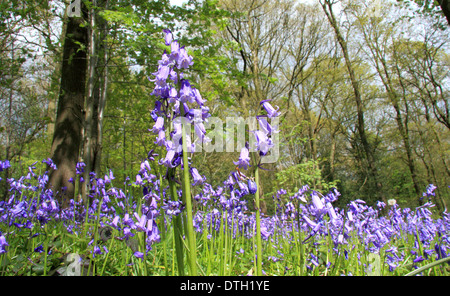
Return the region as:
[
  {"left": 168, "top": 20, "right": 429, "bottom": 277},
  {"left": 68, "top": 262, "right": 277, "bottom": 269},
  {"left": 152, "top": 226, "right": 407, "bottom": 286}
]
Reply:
[
  {"left": 81, "top": 0, "right": 109, "bottom": 194},
  {"left": 81, "top": 0, "right": 97, "bottom": 200},
  {"left": 94, "top": 0, "right": 109, "bottom": 174},
  {"left": 320, "top": 0, "right": 385, "bottom": 204},
  {"left": 48, "top": 3, "right": 89, "bottom": 207},
  {"left": 360, "top": 23, "right": 422, "bottom": 199}
]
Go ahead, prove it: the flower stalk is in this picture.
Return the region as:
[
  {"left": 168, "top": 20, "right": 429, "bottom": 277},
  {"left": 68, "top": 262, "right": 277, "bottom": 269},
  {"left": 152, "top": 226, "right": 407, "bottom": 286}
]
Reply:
[
  {"left": 180, "top": 102, "right": 197, "bottom": 276},
  {"left": 148, "top": 28, "right": 209, "bottom": 276},
  {"left": 168, "top": 168, "right": 185, "bottom": 276},
  {"left": 405, "top": 256, "right": 450, "bottom": 276},
  {"left": 158, "top": 172, "right": 169, "bottom": 276},
  {"left": 254, "top": 164, "right": 263, "bottom": 276}
]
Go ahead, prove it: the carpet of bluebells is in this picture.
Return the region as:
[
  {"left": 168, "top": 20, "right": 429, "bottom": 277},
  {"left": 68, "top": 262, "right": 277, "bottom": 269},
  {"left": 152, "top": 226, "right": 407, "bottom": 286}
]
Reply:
[
  {"left": 1, "top": 29, "right": 449, "bottom": 276},
  {"left": 0, "top": 158, "right": 449, "bottom": 276}
]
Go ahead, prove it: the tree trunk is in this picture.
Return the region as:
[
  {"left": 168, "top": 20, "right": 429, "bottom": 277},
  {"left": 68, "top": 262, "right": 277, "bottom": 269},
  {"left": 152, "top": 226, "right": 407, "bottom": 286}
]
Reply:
[
  {"left": 328, "top": 129, "right": 337, "bottom": 181},
  {"left": 47, "top": 9, "right": 69, "bottom": 139},
  {"left": 320, "top": 0, "right": 385, "bottom": 204},
  {"left": 48, "top": 3, "right": 89, "bottom": 207},
  {"left": 94, "top": 0, "right": 109, "bottom": 174},
  {"left": 376, "top": 44, "right": 422, "bottom": 199},
  {"left": 81, "top": 0, "right": 109, "bottom": 194},
  {"left": 3, "top": 39, "right": 14, "bottom": 200},
  {"left": 81, "top": 0, "right": 97, "bottom": 199}
]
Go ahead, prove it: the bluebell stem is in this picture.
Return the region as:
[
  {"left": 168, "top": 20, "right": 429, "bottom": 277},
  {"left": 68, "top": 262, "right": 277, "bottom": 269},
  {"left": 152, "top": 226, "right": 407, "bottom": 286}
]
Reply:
[
  {"left": 232, "top": 98, "right": 280, "bottom": 276},
  {"left": 148, "top": 29, "right": 211, "bottom": 275}
]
